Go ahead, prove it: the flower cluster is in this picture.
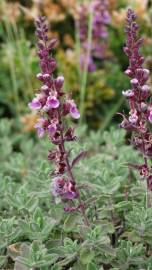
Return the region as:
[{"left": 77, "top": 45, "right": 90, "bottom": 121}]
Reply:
[
  {"left": 51, "top": 176, "right": 78, "bottom": 200},
  {"left": 120, "top": 9, "right": 152, "bottom": 190},
  {"left": 28, "top": 17, "right": 87, "bottom": 214},
  {"left": 77, "top": 0, "right": 110, "bottom": 72}
]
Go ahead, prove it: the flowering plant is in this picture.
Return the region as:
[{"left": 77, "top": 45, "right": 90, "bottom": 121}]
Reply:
[
  {"left": 28, "top": 16, "right": 89, "bottom": 225},
  {"left": 76, "top": 0, "right": 111, "bottom": 122},
  {"left": 77, "top": 0, "right": 110, "bottom": 72},
  {"left": 120, "top": 9, "right": 152, "bottom": 194}
]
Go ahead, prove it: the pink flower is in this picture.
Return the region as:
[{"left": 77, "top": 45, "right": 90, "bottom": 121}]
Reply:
[
  {"left": 28, "top": 97, "right": 42, "bottom": 110},
  {"left": 46, "top": 96, "right": 60, "bottom": 109},
  {"left": 43, "top": 73, "right": 50, "bottom": 80},
  {"left": 35, "top": 118, "right": 47, "bottom": 138},
  {"left": 148, "top": 111, "right": 152, "bottom": 123},
  {"left": 70, "top": 105, "right": 80, "bottom": 119},
  {"left": 51, "top": 177, "right": 78, "bottom": 200},
  {"left": 130, "top": 78, "right": 138, "bottom": 86},
  {"left": 41, "top": 85, "right": 49, "bottom": 91},
  {"left": 141, "top": 85, "right": 150, "bottom": 93},
  {"left": 122, "top": 89, "right": 134, "bottom": 97},
  {"left": 37, "top": 127, "right": 45, "bottom": 138},
  {"left": 129, "top": 112, "right": 138, "bottom": 124},
  {"left": 65, "top": 100, "right": 80, "bottom": 119},
  {"left": 48, "top": 123, "right": 57, "bottom": 136}
]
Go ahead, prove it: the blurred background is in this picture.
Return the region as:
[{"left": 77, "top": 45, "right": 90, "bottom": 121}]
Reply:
[{"left": 0, "top": 0, "right": 152, "bottom": 132}]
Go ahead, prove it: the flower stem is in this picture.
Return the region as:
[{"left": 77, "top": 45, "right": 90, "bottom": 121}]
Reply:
[
  {"left": 79, "top": 8, "right": 93, "bottom": 124},
  {"left": 146, "top": 180, "right": 151, "bottom": 208},
  {"left": 59, "top": 118, "right": 90, "bottom": 226}
]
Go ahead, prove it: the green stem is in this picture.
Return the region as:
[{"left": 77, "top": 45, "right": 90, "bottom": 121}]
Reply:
[
  {"left": 1, "top": 0, "right": 20, "bottom": 113},
  {"left": 2, "top": 19, "right": 20, "bottom": 114},
  {"left": 79, "top": 9, "right": 93, "bottom": 124},
  {"left": 58, "top": 112, "right": 90, "bottom": 226},
  {"left": 146, "top": 180, "right": 151, "bottom": 208},
  {"left": 75, "top": 20, "right": 81, "bottom": 80},
  {"left": 146, "top": 183, "right": 148, "bottom": 209}
]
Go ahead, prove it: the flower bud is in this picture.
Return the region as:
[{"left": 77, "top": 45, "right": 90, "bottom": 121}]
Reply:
[
  {"left": 131, "top": 78, "right": 138, "bottom": 86},
  {"left": 124, "top": 69, "right": 132, "bottom": 77},
  {"left": 123, "top": 47, "right": 130, "bottom": 56},
  {"left": 141, "top": 85, "right": 150, "bottom": 93},
  {"left": 141, "top": 102, "right": 147, "bottom": 111},
  {"left": 43, "top": 73, "right": 50, "bottom": 80},
  {"left": 55, "top": 76, "right": 64, "bottom": 89},
  {"left": 41, "top": 85, "right": 49, "bottom": 91},
  {"left": 36, "top": 73, "right": 43, "bottom": 81},
  {"left": 49, "top": 59, "right": 56, "bottom": 72},
  {"left": 143, "top": 69, "right": 150, "bottom": 81},
  {"left": 138, "top": 56, "right": 145, "bottom": 65}
]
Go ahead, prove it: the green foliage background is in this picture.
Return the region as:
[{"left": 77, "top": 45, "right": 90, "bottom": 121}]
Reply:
[{"left": 0, "top": 119, "right": 151, "bottom": 269}]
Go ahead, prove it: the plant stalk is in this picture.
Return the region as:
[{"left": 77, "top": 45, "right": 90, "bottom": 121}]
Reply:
[
  {"left": 59, "top": 119, "right": 90, "bottom": 226},
  {"left": 79, "top": 8, "right": 93, "bottom": 124}
]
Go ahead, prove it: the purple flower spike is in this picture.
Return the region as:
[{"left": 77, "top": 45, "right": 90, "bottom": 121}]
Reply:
[
  {"left": 119, "top": 8, "right": 152, "bottom": 191},
  {"left": 28, "top": 17, "right": 90, "bottom": 225},
  {"left": 28, "top": 98, "right": 41, "bottom": 110},
  {"left": 77, "top": 0, "right": 110, "bottom": 72}
]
